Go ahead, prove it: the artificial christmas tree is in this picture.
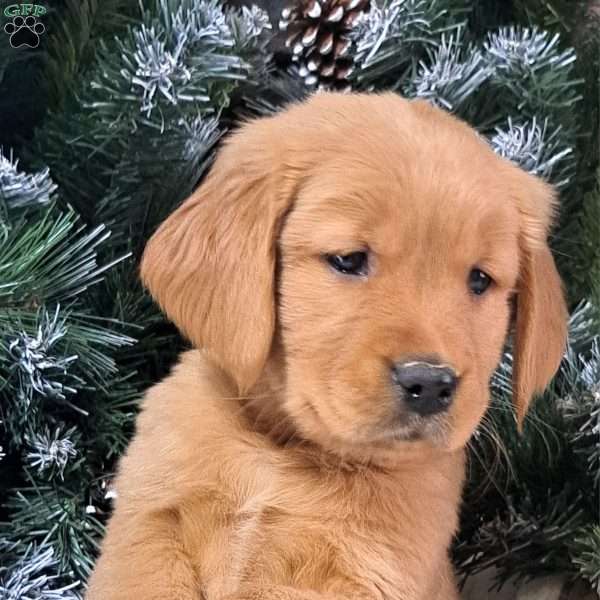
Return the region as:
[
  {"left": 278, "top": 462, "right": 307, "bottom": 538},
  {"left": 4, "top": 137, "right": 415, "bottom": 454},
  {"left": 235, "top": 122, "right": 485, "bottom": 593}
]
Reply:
[{"left": 0, "top": 0, "right": 598, "bottom": 597}]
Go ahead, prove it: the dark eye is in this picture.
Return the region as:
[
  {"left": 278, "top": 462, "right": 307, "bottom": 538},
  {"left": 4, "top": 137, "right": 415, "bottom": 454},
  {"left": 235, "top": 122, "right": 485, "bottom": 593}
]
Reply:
[
  {"left": 326, "top": 251, "right": 368, "bottom": 276},
  {"left": 468, "top": 268, "right": 493, "bottom": 295}
]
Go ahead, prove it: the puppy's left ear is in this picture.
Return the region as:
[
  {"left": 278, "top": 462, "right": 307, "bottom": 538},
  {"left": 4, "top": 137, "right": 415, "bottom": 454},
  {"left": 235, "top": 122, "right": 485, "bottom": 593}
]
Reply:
[{"left": 511, "top": 172, "right": 568, "bottom": 426}]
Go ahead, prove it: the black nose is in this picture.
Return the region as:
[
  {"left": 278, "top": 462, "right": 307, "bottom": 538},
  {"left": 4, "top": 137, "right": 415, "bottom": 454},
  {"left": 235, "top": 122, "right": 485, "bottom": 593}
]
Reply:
[{"left": 391, "top": 360, "right": 458, "bottom": 416}]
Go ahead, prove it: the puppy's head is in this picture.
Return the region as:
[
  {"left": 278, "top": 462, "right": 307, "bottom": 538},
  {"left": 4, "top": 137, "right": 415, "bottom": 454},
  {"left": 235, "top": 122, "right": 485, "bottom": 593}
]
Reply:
[{"left": 141, "top": 93, "right": 567, "bottom": 462}]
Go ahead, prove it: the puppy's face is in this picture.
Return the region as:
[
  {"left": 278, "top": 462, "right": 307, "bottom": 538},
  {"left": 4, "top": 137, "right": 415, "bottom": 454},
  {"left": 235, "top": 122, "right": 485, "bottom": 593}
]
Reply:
[
  {"left": 141, "top": 93, "right": 567, "bottom": 463},
  {"left": 278, "top": 160, "right": 519, "bottom": 452}
]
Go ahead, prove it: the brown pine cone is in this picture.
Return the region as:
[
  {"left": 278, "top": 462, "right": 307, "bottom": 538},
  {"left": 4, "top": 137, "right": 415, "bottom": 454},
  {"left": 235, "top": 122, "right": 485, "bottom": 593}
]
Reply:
[{"left": 279, "top": 0, "right": 370, "bottom": 90}]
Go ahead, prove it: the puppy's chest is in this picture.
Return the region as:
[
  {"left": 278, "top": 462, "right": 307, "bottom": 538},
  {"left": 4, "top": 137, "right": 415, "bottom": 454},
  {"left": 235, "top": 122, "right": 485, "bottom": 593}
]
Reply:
[
  {"left": 197, "top": 498, "right": 345, "bottom": 596},
  {"left": 181, "top": 464, "right": 459, "bottom": 599}
]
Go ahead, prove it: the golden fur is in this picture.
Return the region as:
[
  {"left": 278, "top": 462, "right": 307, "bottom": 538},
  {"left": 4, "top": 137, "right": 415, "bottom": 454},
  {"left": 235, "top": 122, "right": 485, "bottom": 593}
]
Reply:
[{"left": 86, "top": 93, "right": 568, "bottom": 600}]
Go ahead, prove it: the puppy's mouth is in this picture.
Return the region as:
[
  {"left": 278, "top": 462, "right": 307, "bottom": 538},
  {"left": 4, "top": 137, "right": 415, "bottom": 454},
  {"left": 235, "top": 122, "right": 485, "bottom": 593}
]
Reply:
[{"left": 371, "top": 412, "right": 452, "bottom": 446}]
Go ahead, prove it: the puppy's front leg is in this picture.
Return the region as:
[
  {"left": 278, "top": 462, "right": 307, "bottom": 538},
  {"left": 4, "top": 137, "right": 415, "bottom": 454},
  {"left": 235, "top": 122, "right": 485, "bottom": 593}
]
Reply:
[
  {"left": 435, "top": 558, "right": 459, "bottom": 600},
  {"left": 86, "top": 508, "right": 199, "bottom": 600}
]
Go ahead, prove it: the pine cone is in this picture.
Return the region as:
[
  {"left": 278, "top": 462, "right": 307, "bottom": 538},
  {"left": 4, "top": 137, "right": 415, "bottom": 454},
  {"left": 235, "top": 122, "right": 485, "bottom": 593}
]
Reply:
[{"left": 279, "top": 0, "right": 370, "bottom": 90}]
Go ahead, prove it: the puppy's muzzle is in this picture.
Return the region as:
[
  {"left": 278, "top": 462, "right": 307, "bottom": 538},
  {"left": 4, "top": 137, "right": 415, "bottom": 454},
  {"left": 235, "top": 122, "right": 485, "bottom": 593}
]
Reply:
[{"left": 391, "top": 360, "right": 458, "bottom": 416}]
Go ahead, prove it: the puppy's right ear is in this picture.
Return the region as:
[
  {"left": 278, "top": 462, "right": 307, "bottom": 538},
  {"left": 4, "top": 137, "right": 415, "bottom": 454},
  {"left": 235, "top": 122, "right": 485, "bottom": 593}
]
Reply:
[{"left": 140, "top": 120, "right": 297, "bottom": 393}]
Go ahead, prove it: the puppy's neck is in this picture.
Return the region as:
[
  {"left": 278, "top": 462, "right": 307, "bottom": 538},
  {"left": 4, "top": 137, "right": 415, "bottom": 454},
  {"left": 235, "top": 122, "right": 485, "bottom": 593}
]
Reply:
[{"left": 240, "top": 353, "right": 301, "bottom": 449}]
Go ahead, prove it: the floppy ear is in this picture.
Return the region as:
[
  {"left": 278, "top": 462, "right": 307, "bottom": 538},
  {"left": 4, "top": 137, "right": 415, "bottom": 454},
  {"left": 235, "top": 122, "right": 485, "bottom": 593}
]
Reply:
[
  {"left": 140, "top": 121, "right": 297, "bottom": 393},
  {"left": 512, "top": 174, "right": 568, "bottom": 426}
]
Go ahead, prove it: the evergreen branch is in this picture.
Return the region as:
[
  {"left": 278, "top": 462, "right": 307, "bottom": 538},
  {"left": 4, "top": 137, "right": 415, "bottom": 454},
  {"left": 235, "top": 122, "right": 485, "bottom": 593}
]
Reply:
[
  {"left": 564, "top": 301, "right": 599, "bottom": 353},
  {"left": 5, "top": 306, "right": 79, "bottom": 404},
  {"left": 0, "top": 541, "right": 80, "bottom": 600},
  {"left": 404, "top": 31, "right": 492, "bottom": 112},
  {"left": 25, "top": 426, "right": 79, "bottom": 482},
  {"left": 490, "top": 117, "right": 574, "bottom": 187},
  {"left": 90, "top": 0, "right": 271, "bottom": 121},
  {"left": 558, "top": 338, "right": 600, "bottom": 488},
  {"left": 0, "top": 306, "right": 135, "bottom": 448},
  {"left": 349, "top": 0, "right": 464, "bottom": 89},
  {"left": 0, "top": 150, "right": 56, "bottom": 228},
  {"left": 571, "top": 525, "right": 600, "bottom": 593},
  {"left": 32, "top": 1, "right": 266, "bottom": 243},
  {"left": 43, "top": 0, "right": 136, "bottom": 113},
  {"left": 510, "top": 0, "right": 590, "bottom": 36},
  {"left": 0, "top": 207, "right": 127, "bottom": 306},
  {"left": 455, "top": 490, "right": 587, "bottom": 587},
  {"left": 483, "top": 26, "right": 583, "bottom": 120},
  {"left": 1, "top": 482, "right": 104, "bottom": 582}
]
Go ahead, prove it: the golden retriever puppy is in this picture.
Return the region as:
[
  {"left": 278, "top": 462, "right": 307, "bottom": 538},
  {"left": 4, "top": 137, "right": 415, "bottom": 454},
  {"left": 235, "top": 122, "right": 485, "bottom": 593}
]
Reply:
[{"left": 86, "top": 92, "right": 567, "bottom": 600}]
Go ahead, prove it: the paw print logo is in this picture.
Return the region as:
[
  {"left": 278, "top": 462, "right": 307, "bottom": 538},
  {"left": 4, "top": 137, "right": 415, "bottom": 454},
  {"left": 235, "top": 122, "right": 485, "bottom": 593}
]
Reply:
[{"left": 4, "top": 15, "right": 45, "bottom": 48}]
